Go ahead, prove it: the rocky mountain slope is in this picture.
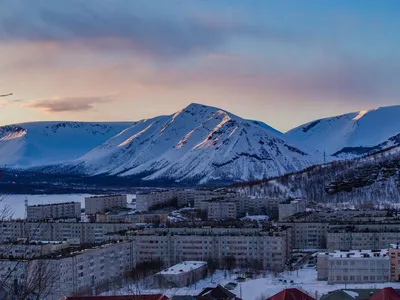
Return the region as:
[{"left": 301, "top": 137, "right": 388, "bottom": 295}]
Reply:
[
  {"left": 0, "top": 121, "right": 133, "bottom": 167},
  {"left": 233, "top": 146, "right": 400, "bottom": 204},
  {"left": 285, "top": 105, "right": 400, "bottom": 159},
  {"left": 65, "top": 103, "right": 319, "bottom": 183}
]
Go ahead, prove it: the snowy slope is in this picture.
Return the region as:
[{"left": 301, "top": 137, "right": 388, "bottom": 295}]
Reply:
[
  {"left": 72, "top": 103, "right": 319, "bottom": 183},
  {"left": 0, "top": 121, "right": 133, "bottom": 167},
  {"left": 285, "top": 105, "right": 400, "bottom": 159}
]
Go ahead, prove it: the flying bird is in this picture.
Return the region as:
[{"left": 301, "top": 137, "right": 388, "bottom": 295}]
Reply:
[{"left": 0, "top": 93, "right": 12, "bottom": 97}]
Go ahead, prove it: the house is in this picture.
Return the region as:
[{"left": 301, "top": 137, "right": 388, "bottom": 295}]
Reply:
[
  {"left": 62, "top": 295, "right": 169, "bottom": 300},
  {"left": 171, "top": 296, "right": 197, "bottom": 300},
  {"left": 266, "top": 288, "right": 315, "bottom": 300},
  {"left": 370, "top": 287, "right": 400, "bottom": 300},
  {"left": 196, "top": 285, "right": 242, "bottom": 300},
  {"left": 320, "top": 288, "right": 400, "bottom": 300}
]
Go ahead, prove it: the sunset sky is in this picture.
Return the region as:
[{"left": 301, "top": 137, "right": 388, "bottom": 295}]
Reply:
[{"left": 1, "top": 0, "right": 399, "bottom": 132}]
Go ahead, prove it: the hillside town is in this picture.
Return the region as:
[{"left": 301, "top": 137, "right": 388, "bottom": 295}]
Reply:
[{"left": 1, "top": 190, "right": 400, "bottom": 299}]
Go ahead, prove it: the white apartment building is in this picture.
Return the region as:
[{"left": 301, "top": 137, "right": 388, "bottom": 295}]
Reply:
[
  {"left": 0, "top": 241, "right": 136, "bottom": 300},
  {"left": 317, "top": 249, "right": 390, "bottom": 284},
  {"left": 134, "top": 227, "right": 291, "bottom": 271},
  {"left": 27, "top": 202, "right": 81, "bottom": 221},
  {"left": 206, "top": 201, "right": 237, "bottom": 220},
  {"left": 136, "top": 190, "right": 175, "bottom": 212},
  {"left": 0, "top": 221, "right": 134, "bottom": 245},
  {"left": 136, "top": 189, "right": 239, "bottom": 212},
  {"left": 278, "top": 198, "right": 306, "bottom": 221},
  {"left": 85, "top": 195, "right": 127, "bottom": 215},
  {"left": 0, "top": 241, "right": 69, "bottom": 259}
]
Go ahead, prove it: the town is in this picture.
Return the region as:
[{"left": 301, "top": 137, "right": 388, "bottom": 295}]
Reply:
[{"left": 1, "top": 189, "right": 400, "bottom": 299}]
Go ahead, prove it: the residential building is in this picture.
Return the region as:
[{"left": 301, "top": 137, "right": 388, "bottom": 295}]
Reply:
[
  {"left": 196, "top": 284, "right": 242, "bottom": 300},
  {"left": 136, "top": 190, "right": 176, "bottom": 212},
  {"left": 136, "top": 189, "right": 237, "bottom": 212},
  {"left": 266, "top": 288, "right": 315, "bottom": 300},
  {"left": 0, "top": 241, "right": 136, "bottom": 300},
  {"left": 27, "top": 202, "right": 81, "bottom": 221},
  {"left": 0, "top": 241, "right": 69, "bottom": 259},
  {"left": 320, "top": 288, "right": 400, "bottom": 300},
  {"left": 317, "top": 249, "right": 390, "bottom": 284},
  {"left": 206, "top": 201, "right": 237, "bottom": 220},
  {"left": 278, "top": 198, "right": 306, "bottom": 221},
  {"left": 389, "top": 244, "right": 400, "bottom": 282},
  {"left": 63, "top": 295, "right": 169, "bottom": 300},
  {"left": 154, "top": 261, "right": 207, "bottom": 288},
  {"left": 85, "top": 195, "right": 127, "bottom": 215},
  {"left": 134, "top": 226, "right": 291, "bottom": 271},
  {"left": 0, "top": 221, "right": 134, "bottom": 245}
]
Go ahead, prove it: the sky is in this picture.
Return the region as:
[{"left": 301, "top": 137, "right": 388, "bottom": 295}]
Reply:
[{"left": 0, "top": 0, "right": 399, "bottom": 132}]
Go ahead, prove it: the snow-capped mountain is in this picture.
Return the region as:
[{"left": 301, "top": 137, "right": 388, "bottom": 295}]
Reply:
[
  {"left": 70, "top": 103, "right": 318, "bottom": 183},
  {"left": 0, "top": 121, "right": 133, "bottom": 167},
  {"left": 285, "top": 105, "right": 400, "bottom": 159}
]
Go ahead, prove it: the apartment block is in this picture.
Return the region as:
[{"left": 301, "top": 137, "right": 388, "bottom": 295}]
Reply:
[
  {"left": 27, "top": 202, "right": 81, "bottom": 221},
  {"left": 317, "top": 249, "right": 390, "bottom": 284},
  {"left": 136, "top": 189, "right": 237, "bottom": 212},
  {"left": 136, "top": 190, "right": 175, "bottom": 212},
  {"left": 85, "top": 195, "right": 127, "bottom": 215},
  {"left": 278, "top": 198, "right": 306, "bottom": 221},
  {"left": 0, "top": 241, "right": 70, "bottom": 259},
  {"left": 327, "top": 227, "right": 400, "bottom": 252},
  {"left": 134, "top": 226, "right": 291, "bottom": 272},
  {"left": 389, "top": 244, "right": 400, "bottom": 282},
  {"left": 0, "top": 221, "right": 134, "bottom": 245},
  {"left": 206, "top": 201, "right": 237, "bottom": 220},
  {"left": 0, "top": 241, "right": 136, "bottom": 300}
]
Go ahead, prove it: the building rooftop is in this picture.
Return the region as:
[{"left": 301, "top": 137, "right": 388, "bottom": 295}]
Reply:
[
  {"left": 28, "top": 201, "right": 79, "bottom": 207},
  {"left": 321, "top": 249, "right": 389, "bottom": 259},
  {"left": 158, "top": 261, "right": 207, "bottom": 275}
]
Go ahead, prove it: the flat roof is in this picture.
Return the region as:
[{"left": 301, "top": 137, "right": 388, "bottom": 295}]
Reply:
[
  {"left": 158, "top": 261, "right": 207, "bottom": 275},
  {"left": 322, "top": 249, "right": 389, "bottom": 258}
]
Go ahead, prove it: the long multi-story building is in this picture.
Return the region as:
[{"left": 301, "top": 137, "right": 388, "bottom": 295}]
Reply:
[
  {"left": 279, "top": 210, "right": 394, "bottom": 251},
  {"left": 206, "top": 200, "right": 237, "bottom": 220},
  {"left": 85, "top": 195, "right": 127, "bottom": 215},
  {"left": 0, "top": 240, "right": 136, "bottom": 300},
  {"left": 327, "top": 225, "right": 400, "bottom": 252},
  {"left": 278, "top": 198, "right": 306, "bottom": 221},
  {"left": 0, "top": 221, "right": 135, "bottom": 245},
  {"left": 317, "top": 249, "right": 390, "bottom": 284},
  {"left": 133, "top": 226, "right": 291, "bottom": 272},
  {"left": 27, "top": 202, "right": 81, "bottom": 221}
]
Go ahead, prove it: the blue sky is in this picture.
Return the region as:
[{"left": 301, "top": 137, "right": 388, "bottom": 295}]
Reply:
[{"left": 0, "top": 0, "right": 399, "bottom": 131}]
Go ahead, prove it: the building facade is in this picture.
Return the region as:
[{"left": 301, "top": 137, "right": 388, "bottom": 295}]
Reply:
[
  {"left": 317, "top": 249, "right": 390, "bottom": 284},
  {"left": 206, "top": 201, "right": 237, "bottom": 220},
  {"left": 27, "top": 202, "right": 81, "bottom": 221},
  {"left": 0, "top": 221, "right": 135, "bottom": 245},
  {"left": 134, "top": 227, "right": 291, "bottom": 272},
  {"left": 0, "top": 241, "right": 136, "bottom": 300},
  {"left": 85, "top": 195, "right": 127, "bottom": 215},
  {"left": 278, "top": 199, "right": 306, "bottom": 221}
]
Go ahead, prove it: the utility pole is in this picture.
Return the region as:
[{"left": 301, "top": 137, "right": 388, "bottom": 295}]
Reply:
[{"left": 323, "top": 151, "right": 326, "bottom": 164}]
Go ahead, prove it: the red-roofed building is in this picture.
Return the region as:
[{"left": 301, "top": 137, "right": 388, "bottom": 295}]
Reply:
[
  {"left": 266, "top": 288, "right": 315, "bottom": 300},
  {"left": 369, "top": 287, "right": 400, "bottom": 300},
  {"left": 61, "top": 294, "right": 169, "bottom": 300}
]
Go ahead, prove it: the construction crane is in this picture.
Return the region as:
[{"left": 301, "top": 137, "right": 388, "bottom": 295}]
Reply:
[{"left": 0, "top": 93, "right": 12, "bottom": 97}]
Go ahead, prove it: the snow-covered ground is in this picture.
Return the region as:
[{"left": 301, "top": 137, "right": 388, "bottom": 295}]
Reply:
[
  {"left": 103, "top": 268, "right": 400, "bottom": 300},
  {"left": 0, "top": 194, "right": 135, "bottom": 219}
]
